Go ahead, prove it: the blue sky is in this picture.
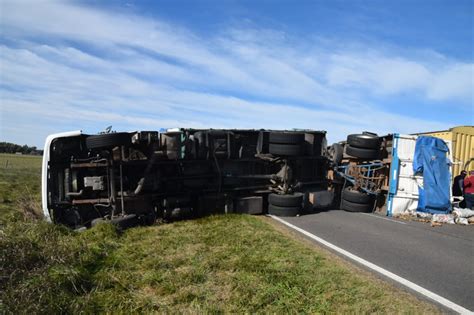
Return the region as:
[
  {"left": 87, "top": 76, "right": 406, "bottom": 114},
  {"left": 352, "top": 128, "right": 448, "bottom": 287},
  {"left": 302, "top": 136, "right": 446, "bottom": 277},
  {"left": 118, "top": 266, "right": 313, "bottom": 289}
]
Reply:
[{"left": 0, "top": 0, "right": 473, "bottom": 147}]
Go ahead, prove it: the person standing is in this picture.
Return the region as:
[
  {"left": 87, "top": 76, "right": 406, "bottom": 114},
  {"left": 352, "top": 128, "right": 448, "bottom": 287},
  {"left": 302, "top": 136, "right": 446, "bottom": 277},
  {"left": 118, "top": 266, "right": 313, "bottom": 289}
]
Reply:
[
  {"left": 453, "top": 170, "right": 467, "bottom": 208},
  {"left": 453, "top": 170, "right": 467, "bottom": 196},
  {"left": 463, "top": 170, "right": 474, "bottom": 209}
]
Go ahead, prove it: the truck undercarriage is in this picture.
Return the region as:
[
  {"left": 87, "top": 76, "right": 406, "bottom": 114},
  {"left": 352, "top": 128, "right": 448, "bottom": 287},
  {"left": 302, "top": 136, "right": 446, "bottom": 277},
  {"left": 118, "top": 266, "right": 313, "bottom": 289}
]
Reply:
[{"left": 44, "top": 129, "right": 329, "bottom": 229}]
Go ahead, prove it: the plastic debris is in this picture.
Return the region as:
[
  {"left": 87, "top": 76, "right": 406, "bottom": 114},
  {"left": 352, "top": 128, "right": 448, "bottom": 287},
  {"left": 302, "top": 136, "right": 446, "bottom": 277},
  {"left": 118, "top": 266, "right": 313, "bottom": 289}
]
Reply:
[
  {"left": 452, "top": 207, "right": 474, "bottom": 218},
  {"left": 431, "top": 214, "right": 455, "bottom": 224},
  {"left": 455, "top": 217, "right": 469, "bottom": 225},
  {"left": 398, "top": 209, "right": 473, "bottom": 226}
]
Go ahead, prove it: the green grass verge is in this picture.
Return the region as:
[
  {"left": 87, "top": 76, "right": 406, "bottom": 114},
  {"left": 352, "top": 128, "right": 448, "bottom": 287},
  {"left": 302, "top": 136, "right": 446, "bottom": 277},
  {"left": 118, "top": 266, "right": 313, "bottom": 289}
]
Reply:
[{"left": 0, "top": 154, "right": 439, "bottom": 313}]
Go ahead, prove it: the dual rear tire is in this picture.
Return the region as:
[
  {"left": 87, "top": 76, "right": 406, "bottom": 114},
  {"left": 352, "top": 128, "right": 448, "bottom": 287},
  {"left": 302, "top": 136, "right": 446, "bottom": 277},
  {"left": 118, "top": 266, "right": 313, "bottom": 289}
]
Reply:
[
  {"left": 340, "top": 187, "right": 374, "bottom": 213},
  {"left": 268, "top": 192, "right": 303, "bottom": 216},
  {"left": 345, "top": 133, "right": 380, "bottom": 160},
  {"left": 269, "top": 132, "right": 304, "bottom": 156}
]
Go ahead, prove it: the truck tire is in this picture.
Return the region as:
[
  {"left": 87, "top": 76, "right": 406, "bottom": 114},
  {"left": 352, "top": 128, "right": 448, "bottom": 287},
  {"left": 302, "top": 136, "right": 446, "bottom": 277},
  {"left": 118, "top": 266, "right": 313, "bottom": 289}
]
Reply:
[
  {"left": 362, "top": 131, "right": 378, "bottom": 137},
  {"left": 86, "top": 133, "right": 131, "bottom": 149},
  {"left": 340, "top": 199, "right": 373, "bottom": 213},
  {"left": 90, "top": 214, "right": 138, "bottom": 229},
  {"left": 269, "top": 132, "right": 305, "bottom": 144},
  {"left": 346, "top": 145, "right": 379, "bottom": 160},
  {"left": 268, "top": 204, "right": 300, "bottom": 217},
  {"left": 269, "top": 143, "right": 303, "bottom": 156},
  {"left": 140, "top": 211, "right": 157, "bottom": 226},
  {"left": 328, "top": 143, "right": 343, "bottom": 165},
  {"left": 110, "top": 214, "right": 138, "bottom": 229},
  {"left": 347, "top": 134, "right": 380, "bottom": 149},
  {"left": 91, "top": 218, "right": 105, "bottom": 227},
  {"left": 341, "top": 187, "right": 373, "bottom": 204},
  {"left": 268, "top": 192, "right": 304, "bottom": 207}
]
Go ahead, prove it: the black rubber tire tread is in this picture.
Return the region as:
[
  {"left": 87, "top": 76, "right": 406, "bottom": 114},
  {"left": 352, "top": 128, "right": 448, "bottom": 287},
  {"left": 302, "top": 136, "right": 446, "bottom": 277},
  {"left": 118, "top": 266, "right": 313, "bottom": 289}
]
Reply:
[
  {"left": 91, "top": 214, "right": 138, "bottom": 229},
  {"left": 269, "top": 143, "right": 303, "bottom": 156},
  {"left": 86, "top": 133, "right": 131, "bottom": 149},
  {"left": 342, "top": 187, "right": 373, "bottom": 204},
  {"left": 268, "top": 204, "right": 300, "bottom": 217},
  {"left": 140, "top": 211, "right": 157, "bottom": 226},
  {"left": 268, "top": 192, "right": 304, "bottom": 207},
  {"left": 269, "top": 132, "right": 305, "bottom": 144},
  {"left": 347, "top": 134, "right": 381, "bottom": 149},
  {"left": 110, "top": 214, "right": 138, "bottom": 229},
  {"left": 362, "top": 131, "right": 378, "bottom": 137},
  {"left": 328, "top": 143, "right": 343, "bottom": 166},
  {"left": 340, "top": 199, "right": 373, "bottom": 213},
  {"left": 346, "top": 144, "right": 379, "bottom": 160}
]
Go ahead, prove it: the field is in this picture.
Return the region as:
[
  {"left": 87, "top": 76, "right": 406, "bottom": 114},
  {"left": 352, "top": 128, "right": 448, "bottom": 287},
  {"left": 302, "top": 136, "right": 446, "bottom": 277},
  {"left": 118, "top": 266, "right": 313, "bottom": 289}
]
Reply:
[
  {"left": 0, "top": 153, "right": 439, "bottom": 313},
  {"left": 0, "top": 154, "right": 42, "bottom": 222}
]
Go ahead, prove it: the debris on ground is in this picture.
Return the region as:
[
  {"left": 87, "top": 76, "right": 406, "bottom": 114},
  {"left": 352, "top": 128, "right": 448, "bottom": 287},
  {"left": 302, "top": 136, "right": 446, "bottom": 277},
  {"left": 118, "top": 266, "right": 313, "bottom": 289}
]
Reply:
[
  {"left": 431, "top": 221, "right": 443, "bottom": 227},
  {"left": 452, "top": 207, "right": 474, "bottom": 218},
  {"left": 416, "top": 212, "right": 432, "bottom": 222},
  {"left": 394, "top": 207, "right": 474, "bottom": 227},
  {"left": 454, "top": 217, "right": 469, "bottom": 225},
  {"left": 431, "top": 214, "right": 455, "bottom": 224}
]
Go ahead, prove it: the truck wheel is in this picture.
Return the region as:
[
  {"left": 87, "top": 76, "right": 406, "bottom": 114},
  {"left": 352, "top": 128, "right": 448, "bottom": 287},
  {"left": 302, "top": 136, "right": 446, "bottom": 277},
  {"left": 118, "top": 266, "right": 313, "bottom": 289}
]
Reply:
[
  {"left": 340, "top": 199, "right": 373, "bottom": 213},
  {"left": 86, "top": 133, "right": 131, "bottom": 149},
  {"left": 328, "top": 143, "right": 343, "bottom": 165},
  {"left": 110, "top": 214, "right": 138, "bottom": 229},
  {"left": 347, "top": 134, "right": 380, "bottom": 149},
  {"left": 346, "top": 145, "right": 379, "bottom": 160},
  {"left": 269, "top": 143, "right": 303, "bottom": 156},
  {"left": 341, "top": 187, "right": 374, "bottom": 204},
  {"left": 268, "top": 204, "right": 300, "bottom": 216},
  {"left": 91, "top": 218, "right": 105, "bottom": 227},
  {"left": 268, "top": 192, "right": 304, "bottom": 207},
  {"left": 140, "top": 211, "right": 156, "bottom": 226},
  {"left": 362, "top": 131, "right": 378, "bottom": 137},
  {"left": 269, "top": 132, "right": 305, "bottom": 144}
]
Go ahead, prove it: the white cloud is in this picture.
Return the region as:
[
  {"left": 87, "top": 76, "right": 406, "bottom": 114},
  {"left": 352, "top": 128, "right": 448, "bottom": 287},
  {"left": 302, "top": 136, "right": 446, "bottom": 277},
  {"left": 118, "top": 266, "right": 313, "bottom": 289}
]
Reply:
[
  {"left": 0, "top": 0, "right": 472, "bottom": 146},
  {"left": 326, "top": 53, "right": 474, "bottom": 102},
  {"left": 427, "top": 63, "right": 474, "bottom": 101}
]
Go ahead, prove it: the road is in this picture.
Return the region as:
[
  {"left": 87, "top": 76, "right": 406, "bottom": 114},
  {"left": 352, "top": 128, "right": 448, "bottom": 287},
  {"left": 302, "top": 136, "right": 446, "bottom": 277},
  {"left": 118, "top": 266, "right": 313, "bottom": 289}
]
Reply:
[{"left": 275, "top": 210, "right": 474, "bottom": 312}]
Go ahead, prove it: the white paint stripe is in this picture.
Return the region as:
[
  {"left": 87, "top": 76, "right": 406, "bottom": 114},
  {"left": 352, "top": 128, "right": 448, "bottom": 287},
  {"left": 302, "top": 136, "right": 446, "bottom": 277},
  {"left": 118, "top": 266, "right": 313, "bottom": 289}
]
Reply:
[
  {"left": 361, "top": 213, "right": 407, "bottom": 225},
  {"left": 269, "top": 215, "right": 473, "bottom": 315}
]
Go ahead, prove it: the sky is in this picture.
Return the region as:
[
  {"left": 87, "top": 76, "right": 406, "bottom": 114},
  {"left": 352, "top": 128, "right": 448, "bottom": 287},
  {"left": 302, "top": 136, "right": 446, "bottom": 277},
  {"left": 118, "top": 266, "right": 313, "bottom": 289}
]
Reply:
[{"left": 0, "top": 0, "right": 473, "bottom": 147}]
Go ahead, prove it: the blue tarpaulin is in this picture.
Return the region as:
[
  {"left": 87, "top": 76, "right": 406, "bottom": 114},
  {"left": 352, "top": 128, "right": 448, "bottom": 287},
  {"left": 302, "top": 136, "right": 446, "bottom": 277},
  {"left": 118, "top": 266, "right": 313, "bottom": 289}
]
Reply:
[{"left": 413, "top": 136, "right": 451, "bottom": 214}]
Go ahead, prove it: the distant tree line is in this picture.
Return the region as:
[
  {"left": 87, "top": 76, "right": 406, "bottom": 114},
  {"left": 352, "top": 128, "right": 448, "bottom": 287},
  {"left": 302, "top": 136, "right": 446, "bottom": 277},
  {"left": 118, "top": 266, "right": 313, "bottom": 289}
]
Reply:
[{"left": 0, "top": 142, "right": 43, "bottom": 155}]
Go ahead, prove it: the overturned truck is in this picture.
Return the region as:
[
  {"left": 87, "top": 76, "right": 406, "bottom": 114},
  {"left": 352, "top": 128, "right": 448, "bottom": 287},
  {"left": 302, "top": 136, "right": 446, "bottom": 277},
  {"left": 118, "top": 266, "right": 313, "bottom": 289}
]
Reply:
[
  {"left": 42, "top": 129, "right": 329, "bottom": 229},
  {"left": 328, "top": 132, "right": 453, "bottom": 217}
]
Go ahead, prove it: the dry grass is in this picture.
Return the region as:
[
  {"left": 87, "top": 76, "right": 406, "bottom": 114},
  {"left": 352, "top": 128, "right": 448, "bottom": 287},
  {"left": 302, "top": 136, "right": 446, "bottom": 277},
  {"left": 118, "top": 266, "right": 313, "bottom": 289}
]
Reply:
[{"left": 15, "top": 189, "right": 44, "bottom": 222}]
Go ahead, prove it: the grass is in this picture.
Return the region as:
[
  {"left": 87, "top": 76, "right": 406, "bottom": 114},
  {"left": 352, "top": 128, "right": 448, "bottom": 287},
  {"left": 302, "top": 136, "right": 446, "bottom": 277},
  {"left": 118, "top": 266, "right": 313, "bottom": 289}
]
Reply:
[
  {"left": 0, "top": 153, "right": 439, "bottom": 313},
  {"left": 0, "top": 154, "right": 42, "bottom": 222}
]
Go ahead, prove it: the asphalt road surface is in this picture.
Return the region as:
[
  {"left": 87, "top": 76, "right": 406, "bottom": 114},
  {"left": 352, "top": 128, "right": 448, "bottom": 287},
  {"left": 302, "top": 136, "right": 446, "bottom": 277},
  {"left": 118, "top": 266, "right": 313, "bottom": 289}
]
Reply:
[{"left": 277, "top": 210, "right": 474, "bottom": 312}]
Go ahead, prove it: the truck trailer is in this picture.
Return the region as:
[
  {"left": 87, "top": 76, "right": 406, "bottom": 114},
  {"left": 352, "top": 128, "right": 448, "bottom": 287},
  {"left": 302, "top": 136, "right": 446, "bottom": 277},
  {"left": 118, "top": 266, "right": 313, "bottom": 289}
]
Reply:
[{"left": 42, "top": 129, "right": 329, "bottom": 229}]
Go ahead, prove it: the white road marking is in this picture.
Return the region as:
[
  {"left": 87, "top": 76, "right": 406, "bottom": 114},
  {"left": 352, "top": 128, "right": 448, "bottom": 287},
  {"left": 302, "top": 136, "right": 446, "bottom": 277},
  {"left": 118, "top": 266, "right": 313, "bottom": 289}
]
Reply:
[
  {"left": 361, "top": 213, "right": 407, "bottom": 224},
  {"left": 269, "top": 215, "right": 473, "bottom": 315}
]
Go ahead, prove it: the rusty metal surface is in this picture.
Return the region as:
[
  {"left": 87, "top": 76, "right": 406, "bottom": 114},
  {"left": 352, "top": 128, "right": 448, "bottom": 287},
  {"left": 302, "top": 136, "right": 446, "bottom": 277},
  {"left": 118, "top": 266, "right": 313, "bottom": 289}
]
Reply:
[
  {"left": 71, "top": 162, "right": 108, "bottom": 168},
  {"left": 72, "top": 198, "right": 110, "bottom": 204}
]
